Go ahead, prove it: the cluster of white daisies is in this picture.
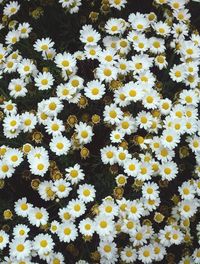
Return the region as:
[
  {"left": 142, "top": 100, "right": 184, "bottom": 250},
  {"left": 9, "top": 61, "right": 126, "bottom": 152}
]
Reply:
[
  {"left": 58, "top": 0, "right": 128, "bottom": 14},
  {"left": 0, "top": 0, "right": 200, "bottom": 263}
]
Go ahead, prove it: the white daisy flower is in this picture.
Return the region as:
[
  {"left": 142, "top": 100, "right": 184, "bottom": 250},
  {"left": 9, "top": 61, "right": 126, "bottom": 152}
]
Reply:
[
  {"left": 18, "top": 22, "right": 32, "bottom": 38},
  {"left": 0, "top": 230, "right": 9, "bottom": 250},
  {"left": 3, "top": 1, "right": 20, "bottom": 17},
  {"left": 100, "top": 145, "right": 117, "bottom": 165},
  {"left": 105, "top": 18, "right": 124, "bottom": 35},
  {"left": 57, "top": 222, "right": 78, "bottom": 243},
  {"left": 75, "top": 122, "right": 94, "bottom": 144},
  {"left": 103, "top": 103, "right": 123, "bottom": 125},
  {"left": 67, "top": 199, "right": 86, "bottom": 218},
  {"left": 13, "top": 224, "right": 30, "bottom": 240},
  {"left": 4, "top": 148, "right": 23, "bottom": 167},
  {"left": 34, "top": 71, "right": 54, "bottom": 91},
  {"left": 123, "top": 158, "right": 140, "bottom": 177},
  {"left": 9, "top": 239, "right": 31, "bottom": 260},
  {"left": 84, "top": 80, "right": 105, "bottom": 100},
  {"left": 28, "top": 207, "right": 49, "bottom": 227},
  {"left": 95, "top": 215, "right": 115, "bottom": 237},
  {"left": 14, "top": 197, "right": 33, "bottom": 217},
  {"left": 98, "top": 240, "right": 118, "bottom": 261},
  {"left": 78, "top": 218, "right": 95, "bottom": 236},
  {"left": 160, "top": 161, "right": 178, "bottom": 181},
  {"left": 50, "top": 135, "right": 71, "bottom": 156},
  {"left": 53, "top": 179, "right": 72, "bottom": 198},
  {"left": 138, "top": 245, "right": 154, "bottom": 264},
  {"left": 29, "top": 158, "right": 49, "bottom": 177},
  {"left": 20, "top": 112, "right": 37, "bottom": 132},
  {"left": 3, "top": 114, "right": 21, "bottom": 132},
  {"left": 45, "top": 118, "right": 65, "bottom": 136},
  {"left": 142, "top": 182, "right": 159, "bottom": 200},
  {"left": 8, "top": 78, "right": 27, "bottom": 99},
  {"left": 121, "top": 246, "right": 137, "bottom": 263},
  {"left": 96, "top": 64, "right": 118, "bottom": 83},
  {"left": 34, "top": 37, "right": 54, "bottom": 53},
  {"left": 80, "top": 25, "right": 100, "bottom": 46},
  {"left": 54, "top": 52, "right": 76, "bottom": 71},
  {"left": 65, "top": 163, "right": 85, "bottom": 184},
  {"left": 0, "top": 160, "right": 14, "bottom": 179},
  {"left": 77, "top": 183, "right": 96, "bottom": 203},
  {"left": 33, "top": 233, "right": 54, "bottom": 255}
]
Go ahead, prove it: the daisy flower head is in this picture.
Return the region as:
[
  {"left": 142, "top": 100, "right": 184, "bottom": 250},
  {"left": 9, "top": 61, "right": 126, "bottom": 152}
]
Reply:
[
  {"left": 0, "top": 230, "right": 9, "bottom": 250},
  {"left": 78, "top": 218, "right": 95, "bottom": 236},
  {"left": 99, "top": 199, "right": 118, "bottom": 218},
  {"left": 123, "top": 158, "right": 140, "bottom": 177},
  {"left": 153, "top": 21, "right": 171, "bottom": 36},
  {"left": 44, "top": 97, "right": 63, "bottom": 117},
  {"left": 65, "top": 163, "right": 85, "bottom": 184},
  {"left": 4, "top": 148, "right": 23, "bottom": 168},
  {"left": 9, "top": 238, "right": 31, "bottom": 260},
  {"left": 95, "top": 214, "right": 115, "bottom": 237},
  {"left": 170, "top": 64, "right": 186, "bottom": 82},
  {"left": 110, "top": 129, "right": 125, "bottom": 143},
  {"left": 116, "top": 147, "right": 131, "bottom": 166},
  {"left": 84, "top": 80, "right": 105, "bottom": 100},
  {"left": 0, "top": 159, "right": 14, "bottom": 179},
  {"left": 20, "top": 112, "right": 37, "bottom": 133},
  {"left": 14, "top": 197, "right": 33, "bottom": 217},
  {"left": 0, "top": 100, "right": 17, "bottom": 116},
  {"left": 179, "top": 199, "right": 198, "bottom": 218},
  {"left": 160, "top": 161, "right": 178, "bottom": 181},
  {"left": 18, "top": 22, "right": 32, "bottom": 39},
  {"left": 75, "top": 122, "right": 94, "bottom": 145},
  {"left": 138, "top": 245, "right": 154, "bottom": 264},
  {"left": 50, "top": 252, "right": 65, "bottom": 264},
  {"left": 50, "top": 135, "right": 71, "bottom": 156},
  {"left": 142, "top": 182, "right": 159, "bottom": 200},
  {"left": 34, "top": 37, "right": 54, "bottom": 53},
  {"left": 53, "top": 179, "right": 72, "bottom": 199},
  {"left": 17, "top": 58, "right": 37, "bottom": 77},
  {"left": 123, "top": 81, "right": 143, "bottom": 102},
  {"left": 3, "top": 1, "right": 20, "bottom": 17},
  {"left": 84, "top": 44, "right": 102, "bottom": 60},
  {"left": 3, "top": 114, "right": 21, "bottom": 132},
  {"left": 96, "top": 64, "right": 118, "bottom": 83},
  {"left": 28, "top": 207, "right": 49, "bottom": 227},
  {"left": 29, "top": 157, "right": 49, "bottom": 177},
  {"left": 101, "top": 145, "right": 117, "bottom": 165},
  {"left": 57, "top": 222, "right": 78, "bottom": 243},
  {"left": 161, "top": 129, "right": 180, "bottom": 149},
  {"left": 109, "top": 0, "right": 127, "bottom": 10},
  {"left": 55, "top": 52, "right": 76, "bottom": 71},
  {"left": 120, "top": 246, "right": 137, "bottom": 263},
  {"left": 8, "top": 78, "right": 27, "bottom": 98},
  {"left": 77, "top": 183, "right": 96, "bottom": 203},
  {"left": 127, "top": 200, "right": 144, "bottom": 220},
  {"left": 34, "top": 71, "right": 54, "bottom": 91},
  {"left": 38, "top": 180, "right": 55, "bottom": 201},
  {"left": 80, "top": 25, "right": 100, "bottom": 46},
  {"left": 45, "top": 117, "right": 65, "bottom": 136},
  {"left": 105, "top": 18, "right": 125, "bottom": 35},
  {"left": 98, "top": 240, "right": 118, "bottom": 261},
  {"left": 13, "top": 224, "right": 30, "bottom": 240},
  {"left": 128, "top": 12, "right": 150, "bottom": 32},
  {"left": 103, "top": 103, "right": 123, "bottom": 125},
  {"left": 33, "top": 233, "right": 54, "bottom": 256},
  {"left": 67, "top": 198, "right": 86, "bottom": 218},
  {"left": 150, "top": 37, "right": 166, "bottom": 54}
]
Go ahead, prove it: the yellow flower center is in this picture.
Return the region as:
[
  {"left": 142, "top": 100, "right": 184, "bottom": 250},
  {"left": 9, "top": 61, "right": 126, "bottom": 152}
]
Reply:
[{"left": 16, "top": 244, "right": 24, "bottom": 252}]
